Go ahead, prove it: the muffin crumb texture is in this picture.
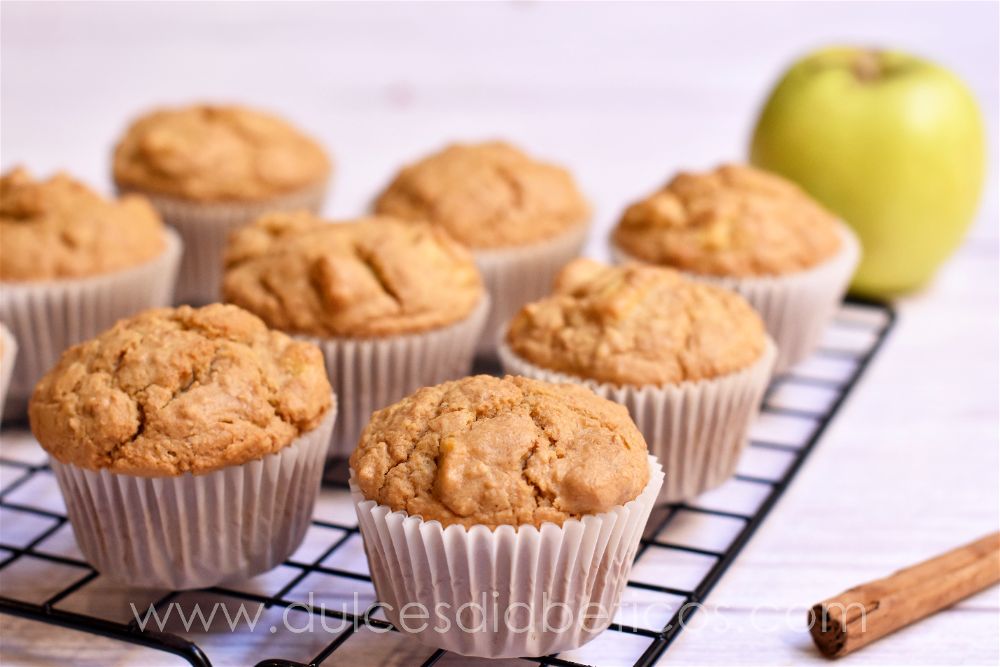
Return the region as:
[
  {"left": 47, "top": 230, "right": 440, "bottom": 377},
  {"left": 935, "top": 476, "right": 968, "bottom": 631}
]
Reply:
[
  {"left": 223, "top": 212, "right": 483, "bottom": 338},
  {"left": 507, "top": 259, "right": 766, "bottom": 386},
  {"left": 1, "top": 168, "right": 166, "bottom": 281},
  {"left": 350, "top": 375, "right": 650, "bottom": 529},
  {"left": 613, "top": 163, "right": 841, "bottom": 276},
  {"left": 374, "top": 141, "right": 590, "bottom": 248},
  {"left": 113, "top": 104, "right": 330, "bottom": 202},
  {"left": 29, "top": 304, "right": 332, "bottom": 476}
]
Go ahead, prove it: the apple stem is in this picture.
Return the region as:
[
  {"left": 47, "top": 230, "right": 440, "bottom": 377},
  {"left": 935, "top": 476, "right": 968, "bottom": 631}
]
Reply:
[{"left": 853, "top": 49, "right": 883, "bottom": 82}]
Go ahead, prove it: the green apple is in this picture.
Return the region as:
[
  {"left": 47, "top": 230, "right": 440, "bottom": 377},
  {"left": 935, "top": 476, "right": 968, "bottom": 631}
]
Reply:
[{"left": 750, "top": 46, "right": 985, "bottom": 297}]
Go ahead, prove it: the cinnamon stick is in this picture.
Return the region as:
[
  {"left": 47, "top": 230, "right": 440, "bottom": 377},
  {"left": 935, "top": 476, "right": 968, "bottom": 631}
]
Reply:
[{"left": 809, "top": 531, "right": 1000, "bottom": 658}]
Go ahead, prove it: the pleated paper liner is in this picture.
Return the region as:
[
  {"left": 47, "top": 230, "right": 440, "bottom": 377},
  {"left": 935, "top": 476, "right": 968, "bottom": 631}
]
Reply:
[
  {"left": 124, "top": 182, "right": 327, "bottom": 305},
  {"left": 0, "top": 324, "right": 17, "bottom": 423},
  {"left": 300, "top": 296, "right": 489, "bottom": 460},
  {"left": 50, "top": 400, "right": 336, "bottom": 590},
  {"left": 612, "top": 222, "right": 860, "bottom": 373},
  {"left": 473, "top": 223, "right": 589, "bottom": 357},
  {"left": 499, "top": 339, "right": 776, "bottom": 503},
  {"left": 350, "top": 455, "right": 664, "bottom": 658},
  {"left": 0, "top": 228, "right": 183, "bottom": 421}
]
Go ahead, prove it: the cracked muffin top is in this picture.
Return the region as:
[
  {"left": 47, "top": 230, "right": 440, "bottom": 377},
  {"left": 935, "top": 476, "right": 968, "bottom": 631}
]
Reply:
[
  {"left": 112, "top": 104, "right": 331, "bottom": 202},
  {"left": 350, "top": 375, "right": 650, "bottom": 529},
  {"left": 1, "top": 168, "right": 167, "bottom": 281},
  {"left": 29, "top": 304, "right": 333, "bottom": 476},
  {"left": 222, "top": 211, "right": 484, "bottom": 338},
  {"left": 612, "top": 164, "right": 842, "bottom": 276},
  {"left": 373, "top": 141, "right": 590, "bottom": 248},
  {"left": 506, "top": 259, "right": 766, "bottom": 386}
]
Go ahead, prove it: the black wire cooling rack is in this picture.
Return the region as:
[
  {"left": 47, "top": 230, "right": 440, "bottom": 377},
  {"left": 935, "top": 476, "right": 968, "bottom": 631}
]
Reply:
[{"left": 0, "top": 298, "right": 895, "bottom": 667}]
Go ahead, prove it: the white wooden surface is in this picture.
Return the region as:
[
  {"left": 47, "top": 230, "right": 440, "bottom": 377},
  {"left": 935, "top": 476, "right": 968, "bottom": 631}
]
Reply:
[{"left": 1, "top": 2, "right": 998, "bottom": 666}]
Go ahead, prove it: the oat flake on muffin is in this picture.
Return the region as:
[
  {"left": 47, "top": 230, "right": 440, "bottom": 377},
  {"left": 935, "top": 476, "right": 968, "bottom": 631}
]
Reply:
[{"left": 0, "top": 167, "right": 166, "bottom": 281}]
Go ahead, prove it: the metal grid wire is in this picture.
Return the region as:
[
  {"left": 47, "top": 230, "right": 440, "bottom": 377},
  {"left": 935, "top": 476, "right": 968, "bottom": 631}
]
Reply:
[{"left": 0, "top": 299, "right": 895, "bottom": 667}]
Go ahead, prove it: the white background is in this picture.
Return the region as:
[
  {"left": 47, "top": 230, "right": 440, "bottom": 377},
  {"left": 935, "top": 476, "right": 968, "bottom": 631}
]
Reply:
[{"left": 1, "top": 2, "right": 998, "bottom": 666}]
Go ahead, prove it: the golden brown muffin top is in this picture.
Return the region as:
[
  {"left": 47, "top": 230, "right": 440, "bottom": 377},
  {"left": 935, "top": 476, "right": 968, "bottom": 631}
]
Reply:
[
  {"left": 350, "top": 375, "right": 649, "bottom": 529},
  {"left": 506, "top": 259, "right": 766, "bottom": 386},
  {"left": 1, "top": 168, "right": 166, "bottom": 281},
  {"left": 223, "top": 212, "right": 484, "bottom": 338},
  {"left": 373, "top": 141, "right": 590, "bottom": 248},
  {"left": 29, "top": 304, "right": 333, "bottom": 476},
  {"left": 112, "top": 104, "right": 331, "bottom": 202},
  {"left": 612, "top": 164, "right": 842, "bottom": 276}
]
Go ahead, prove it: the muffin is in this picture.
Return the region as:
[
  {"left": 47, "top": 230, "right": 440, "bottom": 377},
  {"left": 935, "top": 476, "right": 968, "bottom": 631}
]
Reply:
[
  {"left": 499, "top": 259, "right": 776, "bottom": 502},
  {"left": 0, "top": 324, "right": 16, "bottom": 423},
  {"left": 0, "top": 168, "right": 181, "bottom": 420},
  {"left": 374, "top": 141, "right": 590, "bottom": 355},
  {"left": 29, "top": 304, "right": 336, "bottom": 589},
  {"left": 349, "top": 375, "right": 663, "bottom": 658},
  {"left": 611, "top": 163, "right": 859, "bottom": 371},
  {"left": 113, "top": 104, "right": 331, "bottom": 304},
  {"left": 222, "top": 211, "right": 488, "bottom": 457}
]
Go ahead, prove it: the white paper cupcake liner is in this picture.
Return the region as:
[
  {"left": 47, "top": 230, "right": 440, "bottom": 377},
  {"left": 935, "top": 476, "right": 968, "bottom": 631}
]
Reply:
[
  {"left": 126, "top": 183, "right": 327, "bottom": 306},
  {"left": 474, "top": 224, "right": 589, "bottom": 357},
  {"left": 0, "top": 324, "right": 17, "bottom": 424},
  {"left": 350, "top": 455, "right": 663, "bottom": 658},
  {"left": 300, "top": 296, "right": 489, "bottom": 459},
  {"left": 0, "top": 228, "right": 182, "bottom": 421},
  {"left": 499, "top": 339, "right": 776, "bottom": 503},
  {"left": 49, "top": 401, "right": 336, "bottom": 590},
  {"left": 612, "top": 222, "right": 860, "bottom": 373}
]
